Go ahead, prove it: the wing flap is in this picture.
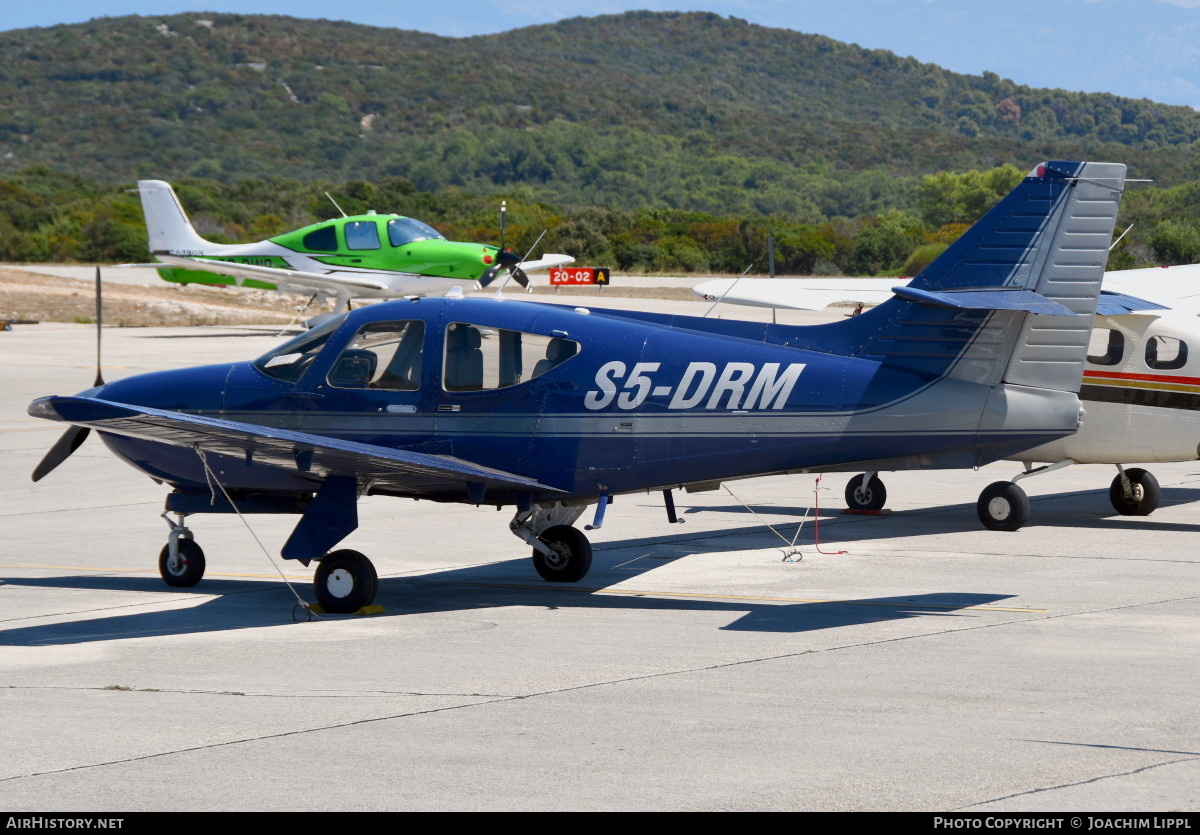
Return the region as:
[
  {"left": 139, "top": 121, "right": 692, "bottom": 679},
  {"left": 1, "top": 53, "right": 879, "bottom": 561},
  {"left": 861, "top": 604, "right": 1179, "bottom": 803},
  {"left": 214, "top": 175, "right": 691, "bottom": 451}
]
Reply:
[{"left": 29, "top": 396, "right": 564, "bottom": 500}]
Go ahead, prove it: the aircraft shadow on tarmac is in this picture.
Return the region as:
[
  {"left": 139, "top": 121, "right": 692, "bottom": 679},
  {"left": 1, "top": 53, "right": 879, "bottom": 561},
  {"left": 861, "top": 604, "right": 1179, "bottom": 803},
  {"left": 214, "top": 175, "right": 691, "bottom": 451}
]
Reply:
[
  {"left": 6, "top": 483, "right": 1198, "bottom": 647},
  {"left": 0, "top": 559, "right": 1017, "bottom": 646},
  {"left": 679, "top": 484, "right": 1200, "bottom": 546}
]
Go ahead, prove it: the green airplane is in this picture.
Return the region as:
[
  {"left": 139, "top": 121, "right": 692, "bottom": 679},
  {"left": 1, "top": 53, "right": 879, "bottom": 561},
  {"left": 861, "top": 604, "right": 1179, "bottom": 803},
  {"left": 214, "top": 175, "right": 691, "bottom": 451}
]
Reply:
[{"left": 135, "top": 180, "right": 573, "bottom": 308}]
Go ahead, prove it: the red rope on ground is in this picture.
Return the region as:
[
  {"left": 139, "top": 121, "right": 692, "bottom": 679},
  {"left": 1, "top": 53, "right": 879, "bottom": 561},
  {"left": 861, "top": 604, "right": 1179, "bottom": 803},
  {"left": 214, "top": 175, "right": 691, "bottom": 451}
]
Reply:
[{"left": 812, "top": 474, "right": 847, "bottom": 555}]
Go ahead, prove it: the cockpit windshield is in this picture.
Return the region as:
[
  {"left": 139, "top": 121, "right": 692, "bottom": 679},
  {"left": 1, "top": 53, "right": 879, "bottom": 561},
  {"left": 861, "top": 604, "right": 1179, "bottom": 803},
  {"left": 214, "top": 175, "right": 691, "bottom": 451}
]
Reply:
[
  {"left": 388, "top": 217, "right": 444, "bottom": 247},
  {"left": 252, "top": 314, "right": 347, "bottom": 383}
]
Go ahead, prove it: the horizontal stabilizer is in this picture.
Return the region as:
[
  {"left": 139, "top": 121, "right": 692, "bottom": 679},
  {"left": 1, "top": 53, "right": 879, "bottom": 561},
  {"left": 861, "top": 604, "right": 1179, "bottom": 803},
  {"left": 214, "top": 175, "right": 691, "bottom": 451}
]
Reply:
[
  {"left": 890, "top": 286, "right": 1078, "bottom": 316},
  {"left": 29, "top": 396, "right": 564, "bottom": 501},
  {"left": 1095, "top": 291, "right": 1171, "bottom": 316}
]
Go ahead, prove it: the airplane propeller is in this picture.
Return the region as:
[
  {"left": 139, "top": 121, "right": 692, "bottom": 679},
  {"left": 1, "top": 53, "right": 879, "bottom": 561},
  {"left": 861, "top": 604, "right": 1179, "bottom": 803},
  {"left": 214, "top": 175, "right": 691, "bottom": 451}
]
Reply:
[
  {"left": 32, "top": 266, "right": 104, "bottom": 482},
  {"left": 479, "top": 201, "right": 529, "bottom": 288}
]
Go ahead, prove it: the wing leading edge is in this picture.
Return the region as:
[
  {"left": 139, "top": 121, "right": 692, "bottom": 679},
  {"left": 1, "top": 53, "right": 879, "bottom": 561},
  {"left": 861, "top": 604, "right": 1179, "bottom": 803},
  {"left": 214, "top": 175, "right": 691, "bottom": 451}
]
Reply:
[{"left": 28, "top": 396, "right": 564, "bottom": 503}]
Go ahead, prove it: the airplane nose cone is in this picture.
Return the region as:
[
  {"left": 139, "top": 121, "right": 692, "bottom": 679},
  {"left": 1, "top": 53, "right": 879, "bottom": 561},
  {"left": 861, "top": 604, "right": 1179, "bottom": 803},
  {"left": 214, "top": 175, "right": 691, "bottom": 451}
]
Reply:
[
  {"left": 98, "top": 364, "right": 232, "bottom": 412},
  {"left": 497, "top": 249, "right": 521, "bottom": 267}
]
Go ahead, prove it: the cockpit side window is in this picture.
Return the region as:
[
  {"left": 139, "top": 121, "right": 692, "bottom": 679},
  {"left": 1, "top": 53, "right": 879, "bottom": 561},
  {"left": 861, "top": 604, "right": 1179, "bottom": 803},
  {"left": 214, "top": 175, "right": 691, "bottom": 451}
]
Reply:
[
  {"left": 253, "top": 315, "right": 345, "bottom": 383},
  {"left": 1086, "top": 327, "right": 1125, "bottom": 366},
  {"left": 345, "top": 220, "right": 381, "bottom": 251},
  {"left": 302, "top": 224, "right": 338, "bottom": 252},
  {"left": 443, "top": 322, "right": 580, "bottom": 392},
  {"left": 1146, "top": 335, "right": 1188, "bottom": 371},
  {"left": 327, "top": 321, "right": 425, "bottom": 390},
  {"left": 388, "top": 217, "right": 444, "bottom": 247}
]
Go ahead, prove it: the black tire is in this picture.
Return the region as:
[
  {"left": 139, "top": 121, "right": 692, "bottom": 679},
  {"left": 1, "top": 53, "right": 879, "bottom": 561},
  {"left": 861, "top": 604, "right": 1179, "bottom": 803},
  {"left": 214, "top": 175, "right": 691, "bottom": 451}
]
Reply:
[
  {"left": 158, "top": 539, "right": 206, "bottom": 587},
  {"left": 977, "top": 481, "right": 1030, "bottom": 531},
  {"left": 844, "top": 473, "right": 887, "bottom": 511},
  {"left": 532, "top": 525, "right": 593, "bottom": 583},
  {"left": 313, "top": 549, "right": 378, "bottom": 614},
  {"left": 1109, "top": 468, "right": 1160, "bottom": 516}
]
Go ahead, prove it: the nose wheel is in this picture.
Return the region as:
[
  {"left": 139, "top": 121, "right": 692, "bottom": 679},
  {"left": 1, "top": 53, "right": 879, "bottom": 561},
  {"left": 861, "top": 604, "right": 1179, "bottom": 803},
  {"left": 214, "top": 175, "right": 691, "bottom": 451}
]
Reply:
[
  {"left": 158, "top": 538, "right": 206, "bottom": 587},
  {"left": 1110, "top": 467, "right": 1160, "bottom": 516},
  {"left": 532, "top": 525, "right": 593, "bottom": 582},
  {"left": 313, "top": 549, "right": 378, "bottom": 613}
]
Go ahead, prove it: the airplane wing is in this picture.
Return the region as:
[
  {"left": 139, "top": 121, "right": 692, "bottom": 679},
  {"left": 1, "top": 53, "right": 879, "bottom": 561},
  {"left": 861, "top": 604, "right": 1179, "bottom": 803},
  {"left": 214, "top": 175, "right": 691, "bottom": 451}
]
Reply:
[
  {"left": 1099, "top": 264, "right": 1200, "bottom": 314},
  {"left": 519, "top": 254, "right": 574, "bottom": 272},
  {"left": 693, "top": 278, "right": 897, "bottom": 310},
  {"left": 697, "top": 273, "right": 1191, "bottom": 317},
  {"left": 29, "top": 395, "right": 565, "bottom": 502},
  {"left": 155, "top": 255, "right": 396, "bottom": 294}
]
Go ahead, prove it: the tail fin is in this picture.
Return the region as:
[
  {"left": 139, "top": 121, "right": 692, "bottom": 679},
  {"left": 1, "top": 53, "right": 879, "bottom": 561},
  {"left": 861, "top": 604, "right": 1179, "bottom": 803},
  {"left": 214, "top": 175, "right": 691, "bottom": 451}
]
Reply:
[
  {"left": 834, "top": 161, "right": 1125, "bottom": 392},
  {"left": 135, "top": 180, "right": 212, "bottom": 255}
]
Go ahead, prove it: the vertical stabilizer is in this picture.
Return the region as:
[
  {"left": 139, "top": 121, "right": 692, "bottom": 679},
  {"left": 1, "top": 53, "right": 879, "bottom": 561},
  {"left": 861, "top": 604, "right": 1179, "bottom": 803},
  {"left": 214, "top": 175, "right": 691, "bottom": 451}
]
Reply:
[
  {"left": 1000, "top": 161, "right": 1126, "bottom": 391},
  {"left": 136, "top": 180, "right": 212, "bottom": 254}
]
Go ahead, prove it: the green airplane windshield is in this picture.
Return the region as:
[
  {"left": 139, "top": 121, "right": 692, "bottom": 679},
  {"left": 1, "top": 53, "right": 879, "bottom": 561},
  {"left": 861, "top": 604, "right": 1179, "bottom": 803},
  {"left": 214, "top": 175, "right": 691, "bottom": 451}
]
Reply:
[{"left": 387, "top": 217, "right": 443, "bottom": 246}]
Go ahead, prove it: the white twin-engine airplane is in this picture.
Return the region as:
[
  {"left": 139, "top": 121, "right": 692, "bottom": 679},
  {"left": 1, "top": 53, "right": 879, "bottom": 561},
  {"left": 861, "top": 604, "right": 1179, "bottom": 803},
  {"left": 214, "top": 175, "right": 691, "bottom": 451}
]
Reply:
[{"left": 695, "top": 264, "right": 1200, "bottom": 530}]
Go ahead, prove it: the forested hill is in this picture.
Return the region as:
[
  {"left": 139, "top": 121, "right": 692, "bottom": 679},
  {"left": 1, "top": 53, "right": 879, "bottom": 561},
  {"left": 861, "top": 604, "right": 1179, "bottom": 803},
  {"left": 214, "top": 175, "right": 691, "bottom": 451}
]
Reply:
[{"left": 2, "top": 10, "right": 1200, "bottom": 216}]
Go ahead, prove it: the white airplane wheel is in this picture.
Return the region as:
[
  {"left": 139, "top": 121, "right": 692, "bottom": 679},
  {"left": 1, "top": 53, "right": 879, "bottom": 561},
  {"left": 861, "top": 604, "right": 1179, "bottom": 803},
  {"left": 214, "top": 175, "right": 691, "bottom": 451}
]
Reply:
[
  {"left": 844, "top": 473, "right": 886, "bottom": 510},
  {"left": 158, "top": 539, "right": 206, "bottom": 587},
  {"left": 977, "top": 482, "right": 1029, "bottom": 531},
  {"left": 314, "top": 549, "right": 378, "bottom": 613},
  {"left": 1109, "top": 468, "right": 1160, "bottom": 516},
  {"left": 532, "top": 525, "right": 593, "bottom": 583}
]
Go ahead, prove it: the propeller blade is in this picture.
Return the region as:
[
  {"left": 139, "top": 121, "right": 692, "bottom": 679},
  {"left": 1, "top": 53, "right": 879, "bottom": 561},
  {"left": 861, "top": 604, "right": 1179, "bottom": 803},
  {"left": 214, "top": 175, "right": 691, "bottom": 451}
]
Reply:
[
  {"left": 478, "top": 248, "right": 522, "bottom": 287},
  {"left": 511, "top": 267, "right": 530, "bottom": 290},
  {"left": 32, "top": 426, "right": 90, "bottom": 482},
  {"left": 478, "top": 264, "right": 504, "bottom": 288},
  {"left": 93, "top": 266, "right": 105, "bottom": 387}
]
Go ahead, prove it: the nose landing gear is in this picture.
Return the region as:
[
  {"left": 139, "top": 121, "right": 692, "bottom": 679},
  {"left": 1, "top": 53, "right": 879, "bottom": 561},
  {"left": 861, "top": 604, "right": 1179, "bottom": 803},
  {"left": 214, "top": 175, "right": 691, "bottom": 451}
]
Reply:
[{"left": 159, "top": 511, "right": 206, "bottom": 587}]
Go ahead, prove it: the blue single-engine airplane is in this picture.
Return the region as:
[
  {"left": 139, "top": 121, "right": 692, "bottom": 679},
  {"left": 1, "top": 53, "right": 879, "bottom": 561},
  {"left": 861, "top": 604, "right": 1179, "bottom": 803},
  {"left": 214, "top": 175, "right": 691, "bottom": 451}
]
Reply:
[{"left": 29, "top": 161, "right": 1125, "bottom": 613}]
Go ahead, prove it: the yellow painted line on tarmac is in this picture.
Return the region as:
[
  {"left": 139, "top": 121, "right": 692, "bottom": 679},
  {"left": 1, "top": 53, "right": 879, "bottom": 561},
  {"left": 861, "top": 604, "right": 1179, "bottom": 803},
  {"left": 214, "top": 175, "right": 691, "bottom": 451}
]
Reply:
[{"left": 0, "top": 563, "right": 308, "bottom": 580}]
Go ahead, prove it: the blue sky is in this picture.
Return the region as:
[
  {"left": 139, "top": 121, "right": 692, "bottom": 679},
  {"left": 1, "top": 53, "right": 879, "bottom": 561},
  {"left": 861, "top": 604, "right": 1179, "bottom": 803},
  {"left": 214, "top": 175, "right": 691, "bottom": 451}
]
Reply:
[{"left": 5, "top": 1, "right": 1200, "bottom": 109}]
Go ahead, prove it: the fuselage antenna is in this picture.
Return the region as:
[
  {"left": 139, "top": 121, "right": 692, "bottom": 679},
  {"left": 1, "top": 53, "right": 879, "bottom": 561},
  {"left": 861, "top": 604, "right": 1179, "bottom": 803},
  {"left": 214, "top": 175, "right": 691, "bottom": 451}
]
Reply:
[{"left": 325, "top": 192, "right": 348, "bottom": 218}]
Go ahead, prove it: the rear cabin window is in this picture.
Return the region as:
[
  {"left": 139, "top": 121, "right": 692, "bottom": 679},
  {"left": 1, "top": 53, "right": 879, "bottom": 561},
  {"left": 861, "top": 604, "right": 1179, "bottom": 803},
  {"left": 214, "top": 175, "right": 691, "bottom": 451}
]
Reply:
[
  {"left": 1146, "top": 335, "right": 1188, "bottom": 371},
  {"left": 388, "top": 217, "right": 444, "bottom": 247},
  {"left": 443, "top": 323, "right": 579, "bottom": 392},
  {"left": 345, "top": 220, "right": 381, "bottom": 251},
  {"left": 302, "top": 224, "right": 338, "bottom": 252},
  {"left": 327, "top": 320, "right": 425, "bottom": 390},
  {"left": 1086, "top": 327, "right": 1125, "bottom": 366}
]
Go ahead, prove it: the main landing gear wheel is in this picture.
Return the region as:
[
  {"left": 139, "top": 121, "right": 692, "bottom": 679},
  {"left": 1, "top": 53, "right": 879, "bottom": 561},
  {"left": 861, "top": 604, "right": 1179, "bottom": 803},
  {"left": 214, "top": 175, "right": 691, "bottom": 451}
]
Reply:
[
  {"left": 313, "top": 549, "right": 378, "bottom": 614},
  {"left": 158, "top": 539, "right": 206, "bottom": 587},
  {"left": 1110, "top": 468, "right": 1160, "bottom": 516},
  {"left": 845, "top": 473, "right": 887, "bottom": 511},
  {"left": 977, "top": 482, "right": 1030, "bottom": 531},
  {"left": 532, "top": 525, "right": 593, "bottom": 583}
]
